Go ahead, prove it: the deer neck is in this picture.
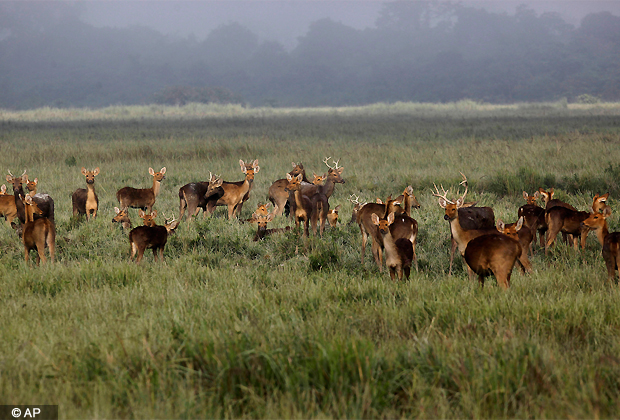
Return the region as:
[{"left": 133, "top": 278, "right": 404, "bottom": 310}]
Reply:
[
  {"left": 403, "top": 195, "right": 411, "bottom": 217},
  {"left": 320, "top": 178, "right": 336, "bottom": 198},
  {"left": 86, "top": 182, "right": 96, "bottom": 197},
  {"left": 152, "top": 178, "right": 162, "bottom": 197},
  {"left": 448, "top": 216, "right": 469, "bottom": 254},
  {"left": 596, "top": 221, "right": 610, "bottom": 246},
  {"left": 380, "top": 230, "right": 399, "bottom": 265},
  {"left": 293, "top": 189, "right": 308, "bottom": 213}
]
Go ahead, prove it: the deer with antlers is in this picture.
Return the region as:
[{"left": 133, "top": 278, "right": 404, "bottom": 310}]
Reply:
[
  {"left": 128, "top": 213, "right": 180, "bottom": 263},
  {"left": 116, "top": 167, "right": 166, "bottom": 214},
  {"left": 434, "top": 173, "right": 529, "bottom": 276},
  {"left": 72, "top": 167, "right": 100, "bottom": 220},
  {"left": 207, "top": 160, "right": 259, "bottom": 220},
  {"left": 268, "top": 162, "right": 310, "bottom": 217},
  {"left": 178, "top": 172, "right": 225, "bottom": 220},
  {"left": 348, "top": 194, "right": 367, "bottom": 225}
]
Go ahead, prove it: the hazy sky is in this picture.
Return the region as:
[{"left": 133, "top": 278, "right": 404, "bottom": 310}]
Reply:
[{"left": 82, "top": 1, "right": 620, "bottom": 49}]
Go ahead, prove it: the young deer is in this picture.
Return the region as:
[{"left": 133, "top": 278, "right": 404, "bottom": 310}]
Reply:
[
  {"left": 268, "top": 162, "right": 310, "bottom": 217},
  {"left": 22, "top": 174, "right": 55, "bottom": 223},
  {"left": 138, "top": 209, "right": 158, "bottom": 227},
  {"left": 112, "top": 207, "right": 132, "bottom": 231},
  {"left": 464, "top": 233, "right": 522, "bottom": 289},
  {"left": 178, "top": 172, "right": 225, "bottom": 220},
  {"left": 327, "top": 204, "right": 341, "bottom": 227},
  {"left": 116, "top": 167, "right": 166, "bottom": 213},
  {"left": 72, "top": 167, "right": 100, "bottom": 220},
  {"left": 285, "top": 173, "right": 329, "bottom": 237},
  {"left": 209, "top": 160, "right": 259, "bottom": 220},
  {"left": 249, "top": 212, "right": 292, "bottom": 241},
  {"left": 372, "top": 211, "right": 414, "bottom": 281},
  {"left": 6, "top": 169, "right": 28, "bottom": 224},
  {"left": 496, "top": 217, "right": 534, "bottom": 271},
  {"left": 128, "top": 214, "right": 180, "bottom": 263},
  {"left": 581, "top": 207, "right": 620, "bottom": 283},
  {"left": 22, "top": 195, "right": 56, "bottom": 265},
  {"left": 518, "top": 191, "right": 546, "bottom": 248},
  {"left": 544, "top": 193, "right": 609, "bottom": 254}
]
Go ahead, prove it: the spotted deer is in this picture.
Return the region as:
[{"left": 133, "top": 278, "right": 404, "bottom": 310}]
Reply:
[
  {"left": 72, "top": 167, "right": 100, "bottom": 220},
  {"left": 371, "top": 211, "right": 414, "bottom": 280},
  {"left": 581, "top": 207, "right": 620, "bottom": 283},
  {"left": 21, "top": 195, "right": 55, "bottom": 265},
  {"left": 209, "top": 160, "right": 259, "bottom": 219},
  {"left": 112, "top": 207, "right": 132, "bottom": 231},
  {"left": 128, "top": 214, "right": 180, "bottom": 263},
  {"left": 116, "top": 167, "right": 166, "bottom": 213},
  {"left": 268, "top": 162, "right": 310, "bottom": 217}
]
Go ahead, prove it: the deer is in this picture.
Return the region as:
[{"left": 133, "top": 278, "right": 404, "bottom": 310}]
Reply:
[
  {"left": 371, "top": 211, "right": 414, "bottom": 281},
  {"left": 178, "top": 172, "right": 225, "bottom": 221},
  {"left": 245, "top": 203, "right": 271, "bottom": 222},
  {"left": 327, "top": 204, "right": 341, "bottom": 227},
  {"left": 580, "top": 207, "right": 620, "bottom": 283},
  {"left": 518, "top": 191, "right": 546, "bottom": 249},
  {"left": 112, "top": 207, "right": 132, "bottom": 231},
  {"left": 0, "top": 184, "right": 6, "bottom": 195},
  {"left": 433, "top": 173, "right": 498, "bottom": 275},
  {"left": 116, "top": 167, "right": 166, "bottom": 214},
  {"left": 348, "top": 194, "right": 367, "bottom": 225},
  {"left": 6, "top": 169, "right": 28, "bottom": 224},
  {"left": 21, "top": 194, "right": 56, "bottom": 265},
  {"left": 72, "top": 167, "right": 100, "bottom": 220},
  {"left": 268, "top": 162, "right": 310, "bottom": 217},
  {"left": 249, "top": 211, "right": 292, "bottom": 241},
  {"left": 208, "top": 160, "right": 259, "bottom": 220},
  {"left": 21, "top": 174, "right": 55, "bottom": 223},
  {"left": 496, "top": 217, "right": 534, "bottom": 270},
  {"left": 138, "top": 209, "right": 158, "bottom": 227},
  {"left": 128, "top": 214, "right": 180, "bottom": 263},
  {"left": 464, "top": 232, "right": 522, "bottom": 289},
  {"left": 285, "top": 173, "right": 329, "bottom": 237}
]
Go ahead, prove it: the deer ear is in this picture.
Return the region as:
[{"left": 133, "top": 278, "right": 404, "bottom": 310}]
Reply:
[
  {"left": 93, "top": 167, "right": 100, "bottom": 176},
  {"left": 292, "top": 162, "right": 297, "bottom": 168},
  {"left": 81, "top": 167, "right": 88, "bottom": 175},
  {"left": 604, "top": 206, "right": 612, "bottom": 217},
  {"left": 114, "top": 207, "right": 121, "bottom": 215},
  {"left": 337, "top": 167, "right": 343, "bottom": 174},
  {"left": 296, "top": 174, "right": 303, "bottom": 181},
  {"left": 371, "top": 213, "right": 380, "bottom": 225},
  {"left": 151, "top": 210, "right": 157, "bottom": 218},
  {"left": 265, "top": 203, "right": 271, "bottom": 209},
  {"left": 437, "top": 198, "right": 447, "bottom": 209},
  {"left": 496, "top": 219, "right": 505, "bottom": 231},
  {"left": 286, "top": 173, "right": 293, "bottom": 181},
  {"left": 139, "top": 209, "right": 145, "bottom": 217},
  {"left": 266, "top": 213, "right": 275, "bottom": 222},
  {"left": 239, "top": 160, "right": 245, "bottom": 170},
  {"left": 253, "top": 165, "right": 260, "bottom": 174},
  {"left": 387, "top": 212, "right": 395, "bottom": 225},
  {"left": 522, "top": 191, "right": 528, "bottom": 200},
  {"left": 160, "top": 167, "right": 166, "bottom": 174},
  {"left": 33, "top": 178, "right": 38, "bottom": 184},
  {"left": 376, "top": 198, "right": 383, "bottom": 204},
  {"left": 0, "top": 185, "right": 5, "bottom": 193},
  {"left": 516, "top": 216, "right": 524, "bottom": 231},
  {"left": 334, "top": 205, "right": 341, "bottom": 211},
  {"left": 533, "top": 191, "right": 540, "bottom": 199},
  {"left": 149, "top": 167, "right": 155, "bottom": 176},
  {"left": 455, "top": 197, "right": 464, "bottom": 208},
  {"left": 5, "top": 175, "right": 11, "bottom": 182}
]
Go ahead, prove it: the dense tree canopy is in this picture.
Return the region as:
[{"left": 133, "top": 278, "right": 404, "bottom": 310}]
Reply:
[{"left": 1, "top": 1, "right": 619, "bottom": 109}]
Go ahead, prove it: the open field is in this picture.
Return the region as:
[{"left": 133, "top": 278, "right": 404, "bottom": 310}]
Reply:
[{"left": 1, "top": 102, "right": 620, "bottom": 418}]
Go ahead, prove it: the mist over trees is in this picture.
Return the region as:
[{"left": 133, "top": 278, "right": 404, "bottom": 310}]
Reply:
[{"left": 1, "top": 1, "right": 620, "bottom": 109}]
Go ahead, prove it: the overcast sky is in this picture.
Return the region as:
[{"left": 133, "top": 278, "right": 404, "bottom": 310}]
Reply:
[{"left": 82, "top": 1, "right": 620, "bottom": 49}]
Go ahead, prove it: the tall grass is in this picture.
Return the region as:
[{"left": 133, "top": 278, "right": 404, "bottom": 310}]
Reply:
[{"left": 1, "top": 104, "right": 620, "bottom": 418}]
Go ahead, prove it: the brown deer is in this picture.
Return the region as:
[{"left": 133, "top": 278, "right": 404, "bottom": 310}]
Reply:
[
  {"left": 348, "top": 194, "right": 367, "bottom": 225},
  {"left": 116, "top": 167, "right": 166, "bottom": 213},
  {"left": 327, "top": 204, "right": 341, "bottom": 227},
  {"left": 6, "top": 169, "right": 28, "bottom": 224},
  {"left": 112, "top": 207, "right": 132, "bottom": 231},
  {"left": 311, "top": 173, "right": 326, "bottom": 185},
  {"left": 268, "top": 162, "right": 310, "bottom": 217},
  {"left": 178, "top": 172, "right": 225, "bottom": 220},
  {"left": 72, "top": 167, "right": 100, "bottom": 220},
  {"left": 249, "top": 212, "right": 292, "bottom": 241},
  {"left": 208, "top": 160, "right": 259, "bottom": 220},
  {"left": 128, "top": 214, "right": 180, "bottom": 263},
  {"left": 496, "top": 217, "right": 534, "bottom": 271},
  {"left": 21, "top": 195, "right": 56, "bottom": 265},
  {"left": 285, "top": 173, "right": 329, "bottom": 237},
  {"left": 464, "top": 233, "right": 522, "bottom": 289},
  {"left": 518, "top": 191, "right": 546, "bottom": 248},
  {"left": 356, "top": 195, "right": 405, "bottom": 269},
  {"left": 0, "top": 184, "right": 6, "bottom": 195},
  {"left": 538, "top": 188, "right": 577, "bottom": 211},
  {"left": 245, "top": 203, "right": 271, "bottom": 222},
  {"left": 138, "top": 209, "right": 158, "bottom": 227},
  {"left": 371, "top": 211, "right": 414, "bottom": 280},
  {"left": 299, "top": 157, "right": 345, "bottom": 199},
  {"left": 0, "top": 191, "right": 18, "bottom": 226},
  {"left": 544, "top": 193, "right": 609, "bottom": 254},
  {"left": 24, "top": 175, "right": 55, "bottom": 223},
  {"left": 581, "top": 207, "right": 620, "bottom": 283}
]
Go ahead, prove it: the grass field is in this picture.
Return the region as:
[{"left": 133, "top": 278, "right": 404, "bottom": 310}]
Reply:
[{"left": 1, "top": 102, "right": 620, "bottom": 418}]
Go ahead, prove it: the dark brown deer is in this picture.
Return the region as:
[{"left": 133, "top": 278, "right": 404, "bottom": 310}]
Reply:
[
  {"left": 356, "top": 195, "right": 405, "bottom": 270},
  {"left": 249, "top": 212, "right": 292, "bottom": 241},
  {"left": 371, "top": 211, "right": 414, "bottom": 280},
  {"left": 496, "top": 217, "right": 534, "bottom": 272},
  {"left": 22, "top": 194, "right": 55, "bottom": 265},
  {"left": 545, "top": 193, "right": 609, "bottom": 254},
  {"left": 581, "top": 207, "right": 620, "bottom": 283},
  {"left": 348, "top": 194, "right": 367, "bottom": 225},
  {"left": 464, "top": 233, "right": 522, "bottom": 289},
  {"left": 128, "top": 214, "right": 180, "bottom": 263},
  {"left": 72, "top": 167, "right": 100, "bottom": 220},
  {"left": 208, "top": 160, "right": 259, "bottom": 219},
  {"left": 116, "top": 167, "right": 166, "bottom": 213},
  {"left": 298, "top": 157, "right": 345, "bottom": 200},
  {"left": 6, "top": 169, "right": 28, "bottom": 224},
  {"left": 285, "top": 173, "right": 329, "bottom": 237},
  {"left": 178, "top": 172, "right": 225, "bottom": 220},
  {"left": 518, "top": 191, "right": 546, "bottom": 248},
  {"left": 268, "top": 162, "right": 310, "bottom": 217},
  {"left": 112, "top": 207, "right": 132, "bottom": 231}
]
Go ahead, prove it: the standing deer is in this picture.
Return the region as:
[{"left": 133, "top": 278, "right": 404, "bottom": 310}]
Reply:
[
  {"left": 518, "top": 191, "right": 546, "bottom": 249},
  {"left": 581, "top": 207, "right": 620, "bottom": 283},
  {"left": 348, "top": 194, "right": 367, "bottom": 225},
  {"left": 371, "top": 211, "right": 414, "bottom": 280},
  {"left": 72, "top": 167, "right": 100, "bottom": 220},
  {"left": 7, "top": 169, "right": 28, "bottom": 224},
  {"left": 464, "top": 233, "right": 522, "bottom": 289},
  {"left": 209, "top": 160, "right": 259, "bottom": 220},
  {"left": 116, "top": 167, "right": 166, "bottom": 213},
  {"left": 21, "top": 195, "right": 55, "bottom": 265},
  {"left": 128, "top": 214, "right": 180, "bottom": 263},
  {"left": 285, "top": 173, "right": 329, "bottom": 237},
  {"left": 268, "top": 162, "right": 310, "bottom": 217},
  {"left": 112, "top": 207, "right": 132, "bottom": 231},
  {"left": 178, "top": 172, "right": 225, "bottom": 220},
  {"left": 19, "top": 173, "right": 55, "bottom": 223},
  {"left": 496, "top": 217, "right": 534, "bottom": 271},
  {"left": 298, "top": 157, "right": 345, "bottom": 200}
]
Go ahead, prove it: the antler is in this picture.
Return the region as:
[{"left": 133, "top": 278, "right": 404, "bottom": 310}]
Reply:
[
  {"left": 432, "top": 183, "right": 454, "bottom": 204},
  {"left": 457, "top": 172, "right": 468, "bottom": 203},
  {"left": 349, "top": 194, "right": 361, "bottom": 205},
  {"left": 323, "top": 157, "right": 335, "bottom": 170},
  {"left": 163, "top": 212, "right": 176, "bottom": 224}
]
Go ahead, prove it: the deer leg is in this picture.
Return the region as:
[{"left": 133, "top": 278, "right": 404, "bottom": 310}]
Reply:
[
  {"left": 136, "top": 245, "right": 146, "bottom": 264},
  {"left": 360, "top": 226, "right": 368, "bottom": 265},
  {"left": 412, "top": 239, "right": 418, "bottom": 272},
  {"left": 159, "top": 247, "right": 165, "bottom": 262},
  {"left": 152, "top": 248, "right": 158, "bottom": 262},
  {"left": 449, "top": 236, "right": 457, "bottom": 275},
  {"left": 24, "top": 246, "right": 29, "bottom": 263},
  {"left": 371, "top": 241, "right": 383, "bottom": 272},
  {"left": 227, "top": 204, "right": 236, "bottom": 220},
  {"left": 303, "top": 218, "right": 310, "bottom": 237},
  {"left": 389, "top": 267, "right": 396, "bottom": 281},
  {"left": 478, "top": 274, "right": 485, "bottom": 288},
  {"left": 545, "top": 226, "right": 561, "bottom": 255},
  {"left": 47, "top": 233, "right": 55, "bottom": 263},
  {"left": 403, "top": 265, "right": 411, "bottom": 280},
  {"left": 130, "top": 242, "right": 138, "bottom": 261},
  {"left": 518, "top": 253, "right": 532, "bottom": 274}
]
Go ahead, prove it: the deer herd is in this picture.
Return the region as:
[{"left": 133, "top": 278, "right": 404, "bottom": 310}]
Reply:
[{"left": 0, "top": 159, "right": 618, "bottom": 289}]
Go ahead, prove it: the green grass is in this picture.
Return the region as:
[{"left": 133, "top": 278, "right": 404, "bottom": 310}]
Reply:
[{"left": 1, "top": 103, "right": 620, "bottom": 418}]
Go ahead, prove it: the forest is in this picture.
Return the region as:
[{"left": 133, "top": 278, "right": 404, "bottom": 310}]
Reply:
[{"left": 1, "top": 1, "right": 620, "bottom": 109}]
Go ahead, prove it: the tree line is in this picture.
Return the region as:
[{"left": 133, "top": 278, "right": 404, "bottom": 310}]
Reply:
[{"left": 1, "top": 1, "right": 619, "bottom": 109}]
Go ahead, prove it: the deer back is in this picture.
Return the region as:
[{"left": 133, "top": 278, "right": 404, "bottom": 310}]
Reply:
[{"left": 117, "top": 167, "right": 166, "bottom": 210}]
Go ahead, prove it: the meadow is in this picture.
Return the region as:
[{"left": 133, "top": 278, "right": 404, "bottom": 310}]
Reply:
[{"left": 1, "top": 101, "right": 620, "bottom": 418}]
